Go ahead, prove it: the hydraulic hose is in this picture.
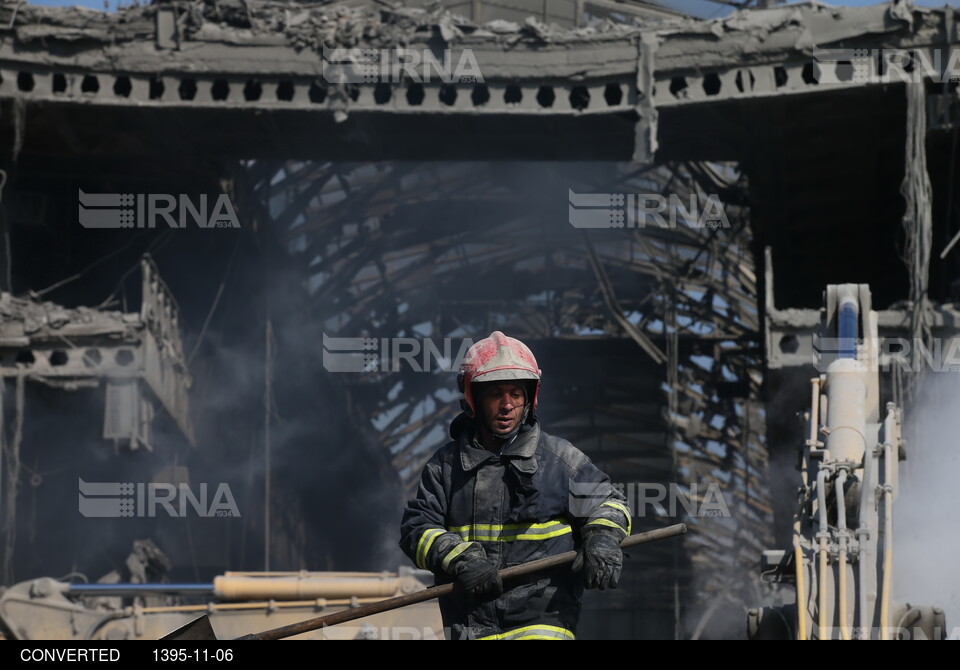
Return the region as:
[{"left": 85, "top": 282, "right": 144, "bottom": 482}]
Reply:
[
  {"left": 879, "top": 435, "right": 895, "bottom": 640},
  {"left": 836, "top": 469, "right": 849, "bottom": 640},
  {"left": 817, "top": 466, "right": 830, "bottom": 640}
]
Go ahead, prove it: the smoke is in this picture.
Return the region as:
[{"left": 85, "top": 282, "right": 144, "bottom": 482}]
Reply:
[
  {"left": 174, "top": 242, "right": 406, "bottom": 575},
  {"left": 0, "top": 210, "right": 413, "bottom": 587},
  {"left": 893, "top": 371, "right": 960, "bottom": 632}
]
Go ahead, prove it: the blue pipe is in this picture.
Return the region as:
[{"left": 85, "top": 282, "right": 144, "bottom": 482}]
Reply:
[
  {"left": 838, "top": 302, "right": 858, "bottom": 359},
  {"left": 68, "top": 583, "right": 214, "bottom": 596}
]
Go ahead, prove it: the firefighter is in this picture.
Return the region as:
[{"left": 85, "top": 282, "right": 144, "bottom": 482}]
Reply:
[{"left": 399, "top": 331, "right": 631, "bottom": 640}]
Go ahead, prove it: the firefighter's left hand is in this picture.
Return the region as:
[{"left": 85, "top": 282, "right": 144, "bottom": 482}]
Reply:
[{"left": 572, "top": 530, "right": 623, "bottom": 590}]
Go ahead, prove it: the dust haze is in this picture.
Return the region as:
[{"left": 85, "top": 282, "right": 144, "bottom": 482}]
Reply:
[{"left": 894, "top": 371, "right": 960, "bottom": 633}]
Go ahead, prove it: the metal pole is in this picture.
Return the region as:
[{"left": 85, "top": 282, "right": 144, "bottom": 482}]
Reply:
[
  {"left": 0, "top": 168, "right": 10, "bottom": 293},
  {"left": 264, "top": 318, "right": 273, "bottom": 572},
  {"left": 0, "top": 378, "right": 4, "bottom": 576},
  {"left": 667, "top": 286, "right": 681, "bottom": 640}
]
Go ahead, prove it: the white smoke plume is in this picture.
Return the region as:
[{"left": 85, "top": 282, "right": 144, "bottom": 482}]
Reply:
[{"left": 893, "top": 371, "right": 960, "bottom": 636}]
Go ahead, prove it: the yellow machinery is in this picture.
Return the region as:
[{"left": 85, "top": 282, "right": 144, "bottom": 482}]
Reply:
[
  {"left": 748, "top": 284, "right": 946, "bottom": 640},
  {"left": 0, "top": 568, "right": 444, "bottom": 640}
]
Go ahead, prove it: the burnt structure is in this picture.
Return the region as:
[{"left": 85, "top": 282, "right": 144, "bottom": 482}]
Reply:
[{"left": 0, "top": 0, "right": 958, "bottom": 640}]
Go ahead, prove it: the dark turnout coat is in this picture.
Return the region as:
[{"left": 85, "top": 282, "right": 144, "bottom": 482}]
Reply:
[{"left": 399, "top": 414, "right": 631, "bottom": 640}]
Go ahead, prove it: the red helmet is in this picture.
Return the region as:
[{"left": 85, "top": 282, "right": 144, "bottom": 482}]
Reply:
[{"left": 457, "top": 331, "right": 541, "bottom": 418}]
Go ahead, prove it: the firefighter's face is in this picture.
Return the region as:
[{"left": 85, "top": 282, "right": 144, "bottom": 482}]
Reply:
[{"left": 479, "top": 383, "right": 527, "bottom": 436}]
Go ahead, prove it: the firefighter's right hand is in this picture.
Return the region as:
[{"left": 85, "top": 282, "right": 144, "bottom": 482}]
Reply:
[{"left": 448, "top": 545, "right": 503, "bottom": 604}]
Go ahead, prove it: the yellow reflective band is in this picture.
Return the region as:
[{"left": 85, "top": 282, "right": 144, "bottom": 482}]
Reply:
[
  {"left": 440, "top": 541, "right": 475, "bottom": 572},
  {"left": 448, "top": 520, "right": 572, "bottom": 543},
  {"left": 448, "top": 521, "right": 566, "bottom": 532},
  {"left": 416, "top": 528, "right": 445, "bottom": 569},
  {"left": 585, "top": 518, "right": 628, "bottom": 535},
  {"left": 465, "top": 528, "right": 571, "bottom": 542},
  {"left": 511, "top": 635, "right": 573, "bottom": 640},
  {"left": 601, "top": 501, "right": 632, "bottom": 536},
  {"left": 478, "top": 625, "right": 575, "bottom": 640}
]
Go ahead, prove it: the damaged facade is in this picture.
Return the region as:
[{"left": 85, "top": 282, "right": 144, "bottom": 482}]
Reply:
[
  {"left": 0, "top": 256, "right": 194, "bottom": 584},
  {"left": 0, "top": 256, "right": 193, "bottom": 448},
  {"left": 0, "top": 0, "right": 957, "bottom": 640}
]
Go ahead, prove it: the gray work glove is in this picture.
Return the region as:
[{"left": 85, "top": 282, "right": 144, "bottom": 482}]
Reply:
[
  {"left": 447, "top": 545, "right": 503, "bottom": 604},
  {"left": 572, "top": 530, "right": 623, "bottom": 590}
]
